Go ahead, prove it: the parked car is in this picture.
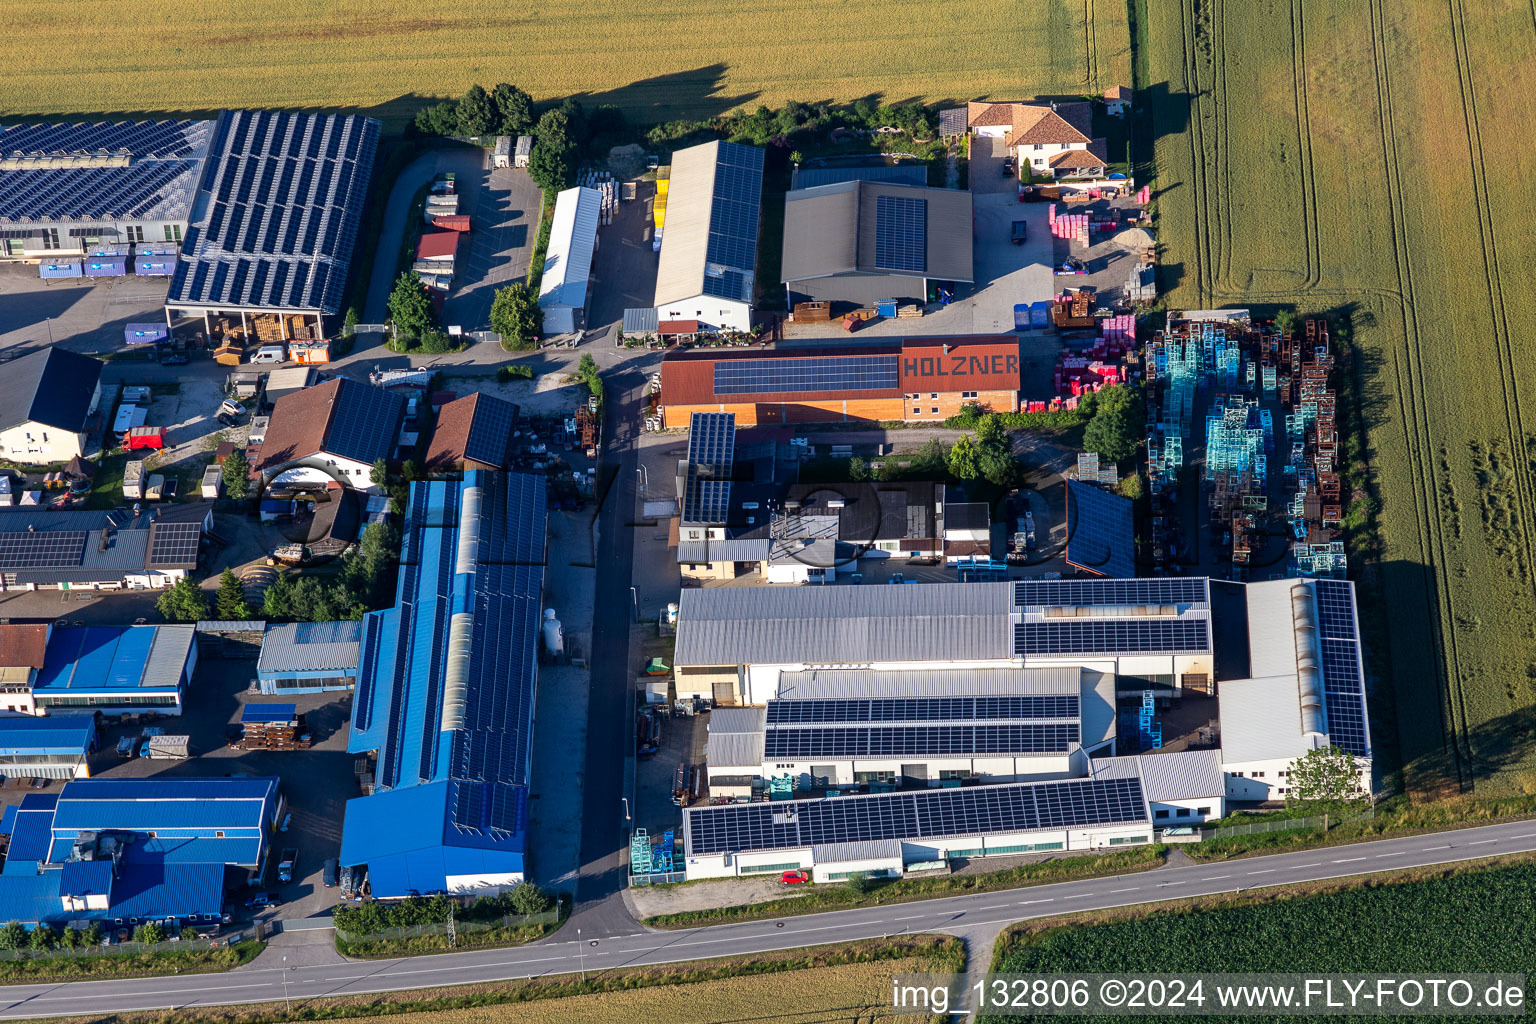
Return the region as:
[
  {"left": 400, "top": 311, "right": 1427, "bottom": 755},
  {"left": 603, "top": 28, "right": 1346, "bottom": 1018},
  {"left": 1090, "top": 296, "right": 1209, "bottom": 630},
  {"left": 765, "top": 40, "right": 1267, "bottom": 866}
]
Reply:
[
  {"left": 244, "top": 892, "right": 282, "bottom": 909},
  {"left": 217, "top": 412, "right": 239, "bottom": 427},
  {"left": 160, "top": 352, "right": 189, "bottom": 367},
  {"left": 323, "top": 858, "right": 339, "bottom": 887},
  {"left": 138, "top": 740, "right": 152, "bottom": 758},
  {"left": 218, "top": 399, "right": 242, "bottom": 418},
  {"left": 115, "top": 736, "right": 136, "bottom": 757},
  {"left": 1011, "top": 220, "right": 1028, "bottom": 245},
  {"left": 780, "top": 870, "right": 810, "bottom": 884}
]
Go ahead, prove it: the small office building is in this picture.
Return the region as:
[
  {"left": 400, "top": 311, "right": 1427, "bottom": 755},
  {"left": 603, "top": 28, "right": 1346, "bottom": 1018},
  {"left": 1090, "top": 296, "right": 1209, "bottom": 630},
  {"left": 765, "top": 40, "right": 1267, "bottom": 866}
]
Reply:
[
  {"left": 256, "top": 621, "right": 362, "bottom": 694},
  {"left": 0, "top": 716, "right": 96, "bottom": 779}
]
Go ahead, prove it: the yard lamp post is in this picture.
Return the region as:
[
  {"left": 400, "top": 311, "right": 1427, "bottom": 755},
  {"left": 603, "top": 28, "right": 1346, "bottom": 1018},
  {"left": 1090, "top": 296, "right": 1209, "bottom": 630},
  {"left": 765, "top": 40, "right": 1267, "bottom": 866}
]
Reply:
[
  {"left": 577, "top": 927, "right": 585, "bottom": 984},
  {"left": 282, "top": 954, "right": 291, "bottom": 1013}
]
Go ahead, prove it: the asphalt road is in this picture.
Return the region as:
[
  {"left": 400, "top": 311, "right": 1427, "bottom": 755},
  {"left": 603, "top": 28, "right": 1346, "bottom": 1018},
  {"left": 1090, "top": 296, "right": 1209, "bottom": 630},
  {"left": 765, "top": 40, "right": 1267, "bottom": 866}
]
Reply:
[{"left": 1, "top": 820, "right": 1532, "bottom": 1018}]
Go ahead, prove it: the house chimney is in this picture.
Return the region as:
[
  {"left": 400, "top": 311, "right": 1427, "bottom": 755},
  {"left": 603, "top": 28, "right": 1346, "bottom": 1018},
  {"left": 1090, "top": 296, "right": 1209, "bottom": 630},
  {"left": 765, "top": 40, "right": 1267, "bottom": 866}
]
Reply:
[{"left": 99, "top": 527, "right": 111, "bottom": 552}]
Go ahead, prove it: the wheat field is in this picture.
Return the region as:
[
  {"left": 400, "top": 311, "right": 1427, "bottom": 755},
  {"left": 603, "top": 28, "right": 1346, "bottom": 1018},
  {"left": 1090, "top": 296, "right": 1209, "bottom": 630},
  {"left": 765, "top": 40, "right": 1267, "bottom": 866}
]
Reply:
[
  {"left": 1147, "top": 0, "right": 1536, "bottom": 796},
  {"left": 2, "top": 0, "right": 1130, "bottom": 129}
]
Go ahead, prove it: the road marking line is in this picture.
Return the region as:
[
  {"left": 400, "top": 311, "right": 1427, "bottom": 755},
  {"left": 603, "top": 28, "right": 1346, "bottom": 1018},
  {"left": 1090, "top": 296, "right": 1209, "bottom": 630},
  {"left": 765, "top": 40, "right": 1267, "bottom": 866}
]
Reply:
[
  {"left": 1332, "top": 857, "right": 1367, "bottom": 863},
  {"left": 1374, "top": 852, "right": 1406, "bottom": 858},
  {"left": 1293, "top": 863, "right": 1322, "bottom": 868},
  {"left": 1201, "top": 875, "right": 1231, "bottom": 881},
  {"left": 1247, "top": 869, "right": 1275, "bottom": 875},
  {"left": 893, "top": 914, "right": 927, "bottom": 921},
  {"left": 1157, "top": 881, "right": 1184, "bottom": 886},
  {"left": 1469, "top": 839, "right": 1497, "bottom": 845},
  {"left": 1423, "top": 845, "right": 1451, "bottom": 851},
  {"left": 1017, "top": 899, "right": 1054, "bottom": 905},
  {"left": 1109, "top": 887, "right": 1139, "bottom": 893},
  {"left": 1061, "top": 893, "right": 1092, "bottom": 899}
]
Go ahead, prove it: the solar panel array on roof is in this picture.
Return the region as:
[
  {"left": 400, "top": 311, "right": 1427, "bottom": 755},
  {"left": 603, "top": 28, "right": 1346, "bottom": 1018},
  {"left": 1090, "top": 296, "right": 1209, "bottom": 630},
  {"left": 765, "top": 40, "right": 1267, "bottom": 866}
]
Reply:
[
  {"left": 462, "top": 396, "right": 516, "bottom": 469},
  {"left": 167, "top": 110, "right": 378, "bottom": 314},
  {"left": 326, "top": 379, "right": 406, "bottom": 465},
  {"left": 1065, "top": 480, "right": 1135, "bottom": 579},
  {"left": 686, "top": 776, "right": 1146, "bottom": 855},
  {"left": 147, "top": 522, "right": 200, "bottom": 567},
  {"left": 1015, "top": 618, "right": 1210, "bottom": 656},
  {"left": 0, "top": 119, "right": 213, "bottom": 225},
  {"left": 682, "top": 412, "right": 736, "bottom": 524},
  {"left": 0, "top": 531, "right": 88, "bottom": 569},
  {"left": 763, "top": 722, "right": 1079, "bottom": 758},
  {"left": 873, "top": 194, "right": 928, "bottom": 273},
  {"left": 713, "top": 355, "right": 900, "bottom": 396},
  {"left": 1014, "top": 578, "right": 1208, "bottom": 608},
  {"left": 703, "top": 142, "right": 763, "bottom": 285},
  {"left": 766, "top": 696, "right": 1079, "bottom": 723},
  {"left": 1313, "top": 580, "right": 1370, "bottom": 756}
]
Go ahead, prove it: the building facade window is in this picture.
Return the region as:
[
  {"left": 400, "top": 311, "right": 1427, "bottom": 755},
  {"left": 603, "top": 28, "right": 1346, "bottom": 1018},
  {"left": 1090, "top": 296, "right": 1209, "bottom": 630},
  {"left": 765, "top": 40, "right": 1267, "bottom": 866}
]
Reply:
[
  {"left": 125, "top": 225, "right": 144, "bottom": 243},
  {"left": 164, "top": 224, "right": 183, "bottom": 242},
  {"left": 1154, "top": 809, "right": 1169, "bottom": 819},
  {"left": 41, "top": 228, "right": 60, "bottom": 250},
  {"left": 938, "top": 769, "right": 967, "bottom": 780},
  {"left": 962, "top": 391, "right": 977, "bottom": 399}
]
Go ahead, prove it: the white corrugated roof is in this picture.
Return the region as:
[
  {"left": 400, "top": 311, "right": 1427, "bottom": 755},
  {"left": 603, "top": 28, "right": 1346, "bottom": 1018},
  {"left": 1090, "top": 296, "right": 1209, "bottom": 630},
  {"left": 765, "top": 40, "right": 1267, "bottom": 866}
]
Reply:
[
  {"left": 1246, "top": 578, "right": 1301, "bottom": 677},
  {"left": 676, "top": 538, "right": 770, "bottom": 565},
  {"left": 539, "top": 186, "right": 601, "bottom": 311},
  {"left": 1218, "top": 674, "right": 1320, "bottom": 762},
  {"left": 1091, "top": 749, "right": 1223, "bottom": 801},
  {"left": 143, "top": 625, "right": 196, "bottom": 688},
  {"left": 1080, "top": 668, "right": 1118, "bottom": 748},
  {"left": 774, "top": 666, "right": 1079, "bottom": 700}
]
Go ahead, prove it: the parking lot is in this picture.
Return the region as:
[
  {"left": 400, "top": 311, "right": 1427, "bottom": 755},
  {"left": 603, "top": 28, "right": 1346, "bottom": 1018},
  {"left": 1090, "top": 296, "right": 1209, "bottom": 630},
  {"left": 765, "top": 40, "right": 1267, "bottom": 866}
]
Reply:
[
  {"left": 588, "top": 179, "right": 660, "bottom": 340},
  {"left": 440, "top": 162, "right": 544, "bottom": 334},
  {"left": 0, "top": 263, "right": 169, "bottom": 357}
]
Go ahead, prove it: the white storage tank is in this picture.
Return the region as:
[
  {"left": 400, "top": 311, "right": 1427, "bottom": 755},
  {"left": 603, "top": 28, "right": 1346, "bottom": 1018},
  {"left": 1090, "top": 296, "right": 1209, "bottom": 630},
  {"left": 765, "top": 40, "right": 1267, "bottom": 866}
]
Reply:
[{"left": 541, "top": 608, "right": 565, "bottom": 655}]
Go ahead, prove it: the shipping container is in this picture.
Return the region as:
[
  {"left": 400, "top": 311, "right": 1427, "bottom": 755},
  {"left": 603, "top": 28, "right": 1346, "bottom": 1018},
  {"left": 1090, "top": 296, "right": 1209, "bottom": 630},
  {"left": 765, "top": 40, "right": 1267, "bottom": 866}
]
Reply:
[
  {"left": 430, "top": 214, "right": 471, "bottom": 232},
  {"left": 124, "top": 324, "right": 167, "bottom": 345},
  {"left": 83, "top": 257, "right": 127, "bottom": 278},
  {"left": 135, "top": 255, "right": 177, "bottom": 276},
  {"left": 201, "top": 465, "right": 223, "bottom": 498},
  {"left": 122, "top": 460, "right": 145, "bottom": 500},
  {"left": 112, "top": 404, "right": 146, "bottom": 434},
  {"left": 39, "top": 261, "right": 82, "bottom": 279}
]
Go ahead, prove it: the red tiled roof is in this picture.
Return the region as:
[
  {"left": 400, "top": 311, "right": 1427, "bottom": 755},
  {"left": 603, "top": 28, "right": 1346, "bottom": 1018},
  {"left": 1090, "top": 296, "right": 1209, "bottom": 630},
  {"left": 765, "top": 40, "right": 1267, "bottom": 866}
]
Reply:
[
  {"left": 0, "top": 624, "right": 47, "bottom": 670},
  {"left": 416, "top": 232, "right": 459, "bottom": 260},
  {"left": 658, "top": 320, "right": 701, "bottom": 336},
  {"left": 1048, "top": 149, "right": 1106, "bottom": 168},
  {"left": 1006, "top": 110, "right": 1093, "bottom": 147},
  {"left": 1105, "top": 85, "right": 1132, "bottom": 100}
]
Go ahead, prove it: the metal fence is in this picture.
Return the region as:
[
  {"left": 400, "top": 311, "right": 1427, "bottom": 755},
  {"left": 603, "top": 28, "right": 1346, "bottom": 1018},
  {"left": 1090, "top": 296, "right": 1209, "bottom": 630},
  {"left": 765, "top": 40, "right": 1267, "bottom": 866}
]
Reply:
[
  {"left": 629, "top": 870, "right": 687, "bottom": 887},
  {"left": 351, "top": 324, "right": 389, "bottom": 334},
  {"left": 334, "top": 909, "right": 558, "bottom": 945},
  {"left": 1205, "top": 805, "right": 1375, "bottom": 841},
  {"left": 468, "top": 330, "right": 502, "bottom": 344},
  {"left": 0, "top": 930, "right": 250, "bottom": 961}
]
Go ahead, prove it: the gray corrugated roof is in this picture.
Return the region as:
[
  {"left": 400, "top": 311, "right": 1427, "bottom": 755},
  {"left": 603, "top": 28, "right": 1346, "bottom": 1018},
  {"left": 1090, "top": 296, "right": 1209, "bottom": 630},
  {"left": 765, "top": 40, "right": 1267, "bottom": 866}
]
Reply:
[
  {"left": 258, "top": 620, "right": 362, "bottom": 675},
  {"left": 774, "top": 666, "right": 1079, "bottom": 700},
  {"left": 677, "top": 538, "right": 770, "bottom": 564},
  {"left": 1134, "top": 749, "right": 1224, "bottom": 801},
  {"left": 810, "top": 839, "right": 902, "bottom": 862},
  {"left": 675, "top": 582, "right": 1014, "bottom": 667},
  {"left": 654, "top": 140, "right": 763, "bottom": 308},
  {"left": 1080, "top": 669, "right": 1118, "bottom": 748},
  {"left": 706, "top": 707, "right": 766, "bottom": 767},
  {"left": 143, "top": 626, "right": 196, "bottom": 687},
  {"left": 622, "top": 307, "right": 659, "bottom": 335}
]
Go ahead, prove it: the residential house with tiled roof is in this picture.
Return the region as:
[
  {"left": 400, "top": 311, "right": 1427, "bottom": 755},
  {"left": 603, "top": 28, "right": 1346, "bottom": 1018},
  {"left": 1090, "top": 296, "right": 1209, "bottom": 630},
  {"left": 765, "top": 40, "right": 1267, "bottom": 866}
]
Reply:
[
  {"left": 965, "top": 101, "right": 1109, "bottom": 180},
  {"left": 0, "top": 623, "right": 49, "bottom": 715},
  {"left": 253, "top": 378, "right": 405, "bottom": 493},
  {"left": 424, "top": 392, "right": 518, "bottom": 472}
]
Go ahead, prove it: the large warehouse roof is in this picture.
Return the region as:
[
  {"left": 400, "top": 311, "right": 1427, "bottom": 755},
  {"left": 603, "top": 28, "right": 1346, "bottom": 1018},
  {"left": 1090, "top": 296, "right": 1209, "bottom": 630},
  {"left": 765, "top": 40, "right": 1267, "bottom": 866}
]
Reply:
[
  {"left": 257, "top": 621, "right": 361, "bottom": 675},
  {"left": 342, "top": 472, "right": 545, "bottom": 895},
  {"left": 684, "top": 775, "right": 1148, "bottom": 857},
  {"left": 655, "top": 141, "right": 763, "bottom": 307},
  {"left": 0, "top": 119, "right": 214, "bottom": 226},
  {"left": 37, "top": 625, "right": 195, "bottom": 692},
  {"left": 789, "top": 163, "right": 928, "bottom": 190},
  {"left": 781, "top": 180, "right": 973, "bottom": 284},
  {"left": 168, "top": 110, "right": 379, "bottom": 314},
  {"left": 675, "top": 583, "right": 1015, "bottom": 666},
  {"left": 539, "top": 186, "right": 601, "bottom": 310}
]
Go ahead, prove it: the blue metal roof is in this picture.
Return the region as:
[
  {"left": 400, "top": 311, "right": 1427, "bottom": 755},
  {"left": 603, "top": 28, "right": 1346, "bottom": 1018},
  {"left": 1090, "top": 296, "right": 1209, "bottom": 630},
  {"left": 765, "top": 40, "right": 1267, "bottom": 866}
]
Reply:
[
  {"left": 0, "top": 806, "right": 14, "bottom": 836},
  {"left": 241, "top": 703, "right": 298, "bottom": 724},
  {"left": 35, "top": 627, "right": 182, "bottom": 692},
  {"left": 0, "top": 716, "right": 94, "bottom": 757},
  {"left": 5, "top": 801, "right": 55, "bottom": 866},
  {"left": 1065, "top": 480, "right": 1136, "bottom": 579},
  {"left": 342, "top": 471, "right": 544, "bottom": 893},
  {"left": 51, "top": 777, "right": 278, "bottom": 833},
  {"left": 59, "top": 860, "right": 113, "bottom": 898}
]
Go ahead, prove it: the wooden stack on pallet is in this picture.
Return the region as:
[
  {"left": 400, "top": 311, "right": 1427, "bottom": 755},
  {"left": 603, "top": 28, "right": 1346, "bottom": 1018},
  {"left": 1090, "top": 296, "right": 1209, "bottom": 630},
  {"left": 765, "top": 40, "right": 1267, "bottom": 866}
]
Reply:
[
  {"left": 236, "top": 711, "right": 312, "bottom": 751},
  {"left": 792, "top": 301, "right": 831, "bottom": 322},
  {"left": 896, "top": 304, "right": 923, "bottom": 319}
]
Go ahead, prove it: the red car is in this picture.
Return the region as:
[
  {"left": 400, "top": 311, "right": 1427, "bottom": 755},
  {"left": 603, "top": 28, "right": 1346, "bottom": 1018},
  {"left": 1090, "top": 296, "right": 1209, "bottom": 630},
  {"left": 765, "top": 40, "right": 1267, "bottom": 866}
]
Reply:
[{"left": 780, "top": 870, "right": 810, "bottom": 884}]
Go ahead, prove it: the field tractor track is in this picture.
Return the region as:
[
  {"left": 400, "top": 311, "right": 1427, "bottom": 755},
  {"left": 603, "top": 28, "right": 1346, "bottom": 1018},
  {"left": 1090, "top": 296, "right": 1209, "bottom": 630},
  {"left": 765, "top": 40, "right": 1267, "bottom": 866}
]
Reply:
[
  {"left": 1176, "top": 0, "right": 1216, "bottom": 301},
  {"left": 1289, "top": 0, "right": 1322, "bottom": 290},
  {"left": 1445, "top": 0, "right": 1536, "bottom": 773},
  {"left": 1084, "top": 0, "right": 1098, "bottom": 90},
  {"left": 1367, "top": 0, "right": 1469, "bottom": 793}
]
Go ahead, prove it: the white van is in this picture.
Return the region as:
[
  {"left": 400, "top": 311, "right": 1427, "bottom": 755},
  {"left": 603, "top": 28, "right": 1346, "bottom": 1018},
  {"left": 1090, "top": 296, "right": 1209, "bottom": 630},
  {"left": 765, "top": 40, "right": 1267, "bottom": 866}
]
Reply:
[{"left": 249, "top": 345, "right": 286, "bottom": 365}]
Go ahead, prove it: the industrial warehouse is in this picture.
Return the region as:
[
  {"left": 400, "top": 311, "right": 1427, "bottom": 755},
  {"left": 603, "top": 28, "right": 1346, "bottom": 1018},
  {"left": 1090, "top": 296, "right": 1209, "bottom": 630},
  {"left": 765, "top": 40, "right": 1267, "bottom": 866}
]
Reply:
[
  {"left": 339, "top": 471, "right": 547, "bottom": 897},
  {"left": 671, "top": 576, "right": 1370, "bottom": 880},
  {"left": 657, "top": 335, "right": 1021, "bottom": 427}
]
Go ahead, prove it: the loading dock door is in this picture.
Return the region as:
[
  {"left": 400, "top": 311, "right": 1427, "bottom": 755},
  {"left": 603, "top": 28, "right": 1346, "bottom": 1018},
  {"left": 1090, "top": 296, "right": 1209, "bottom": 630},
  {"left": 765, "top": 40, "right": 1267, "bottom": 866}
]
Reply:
[
  {"left": 901, "top": 763, "right": 929, "bottom": 785},
  {"left": 711, "top": 681, "right": 737, "bottom": 705}
]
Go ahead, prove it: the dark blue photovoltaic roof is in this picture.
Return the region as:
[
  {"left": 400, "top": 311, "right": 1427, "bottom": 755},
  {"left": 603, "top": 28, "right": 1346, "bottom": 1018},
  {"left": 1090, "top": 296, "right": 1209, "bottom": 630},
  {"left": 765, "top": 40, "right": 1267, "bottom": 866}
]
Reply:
[
  {"left": 168, "top": 110, "right": 379, "bottom": 313},
  {"left": 0, "top": 119, "right": 213, "bottom": 226},
  {"left": 1065, "top": 480, "right": 1136, "bottom": 579},
  {"left": 342, "top": 472, "right": 546, "bottom": 892}
]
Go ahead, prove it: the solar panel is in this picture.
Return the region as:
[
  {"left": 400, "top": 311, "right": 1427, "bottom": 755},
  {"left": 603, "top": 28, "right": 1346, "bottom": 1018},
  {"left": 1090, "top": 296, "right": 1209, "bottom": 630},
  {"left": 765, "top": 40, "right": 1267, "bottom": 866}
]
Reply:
[
  {"left": 685, "top": 776, "right": 1146, "bottom": 856},
  {"left": 762, "top": 722, "right": 1079, "bottom": 758},
  {"left": 1312, "top": 579, "right": 1357, "bottom": 640},
  {"left": 147, "top": 522, "right": 201, "bottom": 567},
  {"left": 703, "top": 142, "right": 764, "bottom": 276},
  {"left": 1014, "top": 578, "right": 1208, "bottom": 608},
  {"left": 682, "top": 413, "right": 736, "bottom": 524},
  {"left": 463, "top": 395, "right": 517, "bottom": 468},
  {"left": 1320, "top": 635, "right": 1370, "bottom": 756},
  {"left": 1015, "top": 618, "right": 1210, "bottom": 656},
  {"left": 1065, "top": 480, "right": 1135, "bottom": 579},
  {"left": 713, "top": 355, "right": 900, "bottom": 396},
  {"left": 765, "top": 696, "right": 1079, "bottom": 723},
  {"left": 873, "top": 194, "right": 928, "bottom": 273},
  {"left": 0, "top": 530, "right": 88, "bottom": 569}
]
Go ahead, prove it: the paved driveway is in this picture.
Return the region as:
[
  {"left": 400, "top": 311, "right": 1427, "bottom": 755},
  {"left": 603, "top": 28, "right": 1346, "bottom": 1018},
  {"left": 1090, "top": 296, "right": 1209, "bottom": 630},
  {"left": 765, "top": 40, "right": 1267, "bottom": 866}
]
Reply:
[
  {"left": 0, "top": 264, "right": 168, "bottom": 357},
  {"left": 441, "top": 164, "right": 542, "bottom": 333}
]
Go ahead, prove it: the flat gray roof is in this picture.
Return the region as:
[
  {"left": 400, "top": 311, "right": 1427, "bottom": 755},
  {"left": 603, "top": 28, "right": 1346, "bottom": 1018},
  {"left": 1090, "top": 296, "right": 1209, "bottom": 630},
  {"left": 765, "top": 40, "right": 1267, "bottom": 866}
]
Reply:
[{"left": 774, "top": 666, "right": 1079, "bottom": 700}]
